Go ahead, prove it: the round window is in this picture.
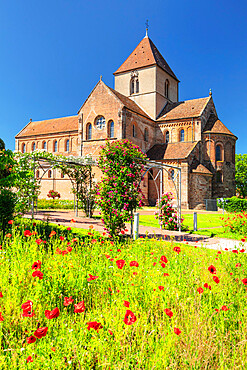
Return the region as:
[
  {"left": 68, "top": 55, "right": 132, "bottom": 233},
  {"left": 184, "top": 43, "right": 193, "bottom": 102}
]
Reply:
[{"left": 96, "top": 116, "right": 105, "bottom": 130}]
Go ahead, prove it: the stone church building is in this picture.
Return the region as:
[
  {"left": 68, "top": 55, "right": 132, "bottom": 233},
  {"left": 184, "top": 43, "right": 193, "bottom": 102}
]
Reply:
[{"left": 15, "top": 33, "right": 237, "bottom": 209}]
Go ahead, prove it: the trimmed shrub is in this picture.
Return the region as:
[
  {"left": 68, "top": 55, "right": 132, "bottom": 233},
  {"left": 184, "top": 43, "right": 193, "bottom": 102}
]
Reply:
[
  {"left": 37, "top": 199, "right": 75, "bottom": 210},
  {"left": 218, "top": 197, "right": 247, "bottom": 213},
  {"left": 0, "top": 189, "right": 16, "bottom": 233}
]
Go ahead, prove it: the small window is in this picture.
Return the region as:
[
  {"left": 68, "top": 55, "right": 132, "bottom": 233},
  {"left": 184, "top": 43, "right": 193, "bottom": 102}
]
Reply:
[
  {"left": 107, "top": 120, "right": 114, "bottom": 138},
  {"left": 95, "top": 116, "right": 105, "bottom": 130},
  {"left": 216, "top": 171, "right": 223, "bottom": 183},
  {"left": 136, "top": 79, "right": 139, "bottom": 93},
  {"left": 170, "top": 169, "right": 175, "bottom": 181},
  {"left": 180, "top": 129, "right": 184, "bottom": 142},
  {"left": 130, "top": 78, "right": 135, "bottom": 95},
  {"left": 165, "top": 131, "right": 169, "bottom": 143},
  {"left": 165, "top": 79, "right": 169, "bottom": 98},
  {"left": 66, "top": 139, "right": 69, "bottom": 152},
  {"left": 144, "top": 128, "right": 148, "bottom": 142},
  {"left": 87, "top": 123, "right": 92, "bottom": 140},
  {"left": 36, "top": 170, "right": 39, "bottom": 178},
  {"left": 133, "top": 124, "right": 136, "bottom": 138},
  {"left": 32, "top": 143, "right": 35, "bottom": 151},
  {"left": 216, "top": 145, "right": 222, "bottom": 161},
  {"left": 48, "top": 170, "right": 52, "bottom": 178},
  {"left": 43, "top": 141, "right": 47, "bottom": 150},
  {"left": 54, "top": 141, "right": 58, "bottom": 152},
  {"left": 22, "top": 143, "right": 26, "bottom": 153}
]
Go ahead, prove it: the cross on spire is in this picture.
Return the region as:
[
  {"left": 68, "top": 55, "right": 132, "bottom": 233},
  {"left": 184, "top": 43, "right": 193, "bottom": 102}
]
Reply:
[{"left": 145, "top": 19, "right": 149, "bottom": 37}]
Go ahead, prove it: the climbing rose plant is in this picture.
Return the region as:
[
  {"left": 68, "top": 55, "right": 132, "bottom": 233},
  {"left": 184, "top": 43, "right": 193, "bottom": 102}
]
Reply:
[
  {"left": 96, "top": 140, "right": 147, "bottom": 236},
  {"left": 155, "top": 192, "right": 187, "bottom": 231}
]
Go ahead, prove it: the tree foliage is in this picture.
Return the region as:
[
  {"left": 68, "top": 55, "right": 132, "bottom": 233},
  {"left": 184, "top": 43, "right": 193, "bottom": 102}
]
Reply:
[
  {"left": 96, "top": 140, "right": 146, "bottom": 236},
  {"left": 0, "top": 138, "right": 5, "bottom": 150},
  {"left": 235, "top": 154, "right": 247, "bottom": 198}
]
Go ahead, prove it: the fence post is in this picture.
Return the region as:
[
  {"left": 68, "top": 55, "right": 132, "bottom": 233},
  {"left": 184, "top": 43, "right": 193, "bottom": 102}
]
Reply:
[
  {"left": 133, "top": 212, "right": 139, "bottom": 240},
  {"left": 193, "top": 212, "right": 197, "bottom": 232}
]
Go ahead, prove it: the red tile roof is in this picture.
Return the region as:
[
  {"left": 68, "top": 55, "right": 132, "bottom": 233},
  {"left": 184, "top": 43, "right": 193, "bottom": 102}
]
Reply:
[
  {"left": 114, "top": 36, "right": 179, "bottom": 81},
  {"left": 203, "top": 118, "right": 236, "bottom": 138},
  {"left": 192, "top": 164, "right": 212, "bottom": 175},
  {"left": 16, "top": 116, "right": 78, "bottom": 138},
  {"left": 147, "top": 142, "right": 197, "bottom": 160},
  {"left": 157, "top": 97, "right": 210, "bottom": 121}
]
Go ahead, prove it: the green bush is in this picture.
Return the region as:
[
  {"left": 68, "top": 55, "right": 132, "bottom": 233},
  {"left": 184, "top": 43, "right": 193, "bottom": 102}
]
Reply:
[
  {"left": 37, "top": 199, "right": 76, "bottom": 210},
  {"left": 217, "top": 196, "right": 247, "bottom": 212},
  {"left": 0, "top": 189, "right": 16, "bottom": 233}
]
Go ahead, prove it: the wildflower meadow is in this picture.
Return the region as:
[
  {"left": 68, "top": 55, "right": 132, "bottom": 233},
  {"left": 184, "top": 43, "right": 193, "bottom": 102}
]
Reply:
[{"left": 1, "top": 219, "right": 247, "bottom": 369}]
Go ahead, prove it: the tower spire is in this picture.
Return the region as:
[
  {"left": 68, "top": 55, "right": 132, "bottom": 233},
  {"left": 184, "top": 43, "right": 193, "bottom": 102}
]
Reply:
[{"left": 145, "top": 19, "right": 149, "bottom": 37}]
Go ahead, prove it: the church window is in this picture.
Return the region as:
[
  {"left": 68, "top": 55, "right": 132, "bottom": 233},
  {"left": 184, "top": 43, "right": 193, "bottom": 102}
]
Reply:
[
  {"left": 109, "top": 121, "right": 114, "bottom": 138},
  {"left": 216, "top": 171, "right": 223, "bottom": 183},
  {"left": 87, "top": 123, "right": 92, "bottom": 140},
  {"left": 22, "top": 143, "right": 26, "bottom": 153},
  {"left": 216, "top": 145, "right": 222, "bottom": 161},
  {"left": 95, "top": 116, "right": 105, "bottom": 130},
  {"left": 170, "top": 169, "right": 175, "bottom": 181},
  {"left": 32, "top": 142, "right": 35, "bottom": 151},
  {"left": 144, "top": 128, "right": 148, "bottom": 142},
  {"left": 54, "top": 141, "right": 58, "bottom": 152},
  {"left": 130, "top": 75, "right": 139, "bottom": 94},
  {"left": 130, "top": 78, "right": 135, "bottom": 95},
  {"left": 180, "top": 129, "right": 184, "bottom": 142},
  {"left": 48, "top": 170, "right": 52, "bottom": 178},
  {"left": 133, "top": 124, "right": 136, "bottom": 138},
  {"left": 165, "top": 131, "right": 169, "bottom": 143},
  {"left": 165, "top": 79, "right": 169, "bottom": 99},
  {"left": 66, "top": 139, "right": 69, "bottom": 152},
  {"left": 136, "top": 79, "right": 139, "bottom": 93},
  {"left": 43, "top": 141, "right": 47, "bottom": 150}
]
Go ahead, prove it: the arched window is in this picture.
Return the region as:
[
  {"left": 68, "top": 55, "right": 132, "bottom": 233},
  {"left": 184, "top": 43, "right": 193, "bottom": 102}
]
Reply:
[
  {"left": 36, "top": 170, "right": 39, "bottom": 178},
  {"left": 54, "top": 141, "right": 58, "bottom": 152},
  {"left": 130, "top": 78, "right": 135, "bottom": 95},
  {"left": 216, "top": 171, "right": 223, "bottom": 183},
  {"left": 43, "top": 141, "right": 47, "bottom": 150},
  {"left": 144, "top": 128, "right": 148, "bottom": 142},
  {"left": 165, "top": 131, "right": 169, "bottom": 143},
  {"left": 32, "top": 142, "right": 35, "bottom": 151},
  {"left": 216, "top": 145, "right": 222, "bottom": 161},
  {"left": 136, "top": 79, "right": 139, "bottom": 93},
  {"left": 180, "top": 129, "right": 184, "bottom": 142},
  {"left": 66, "top": 139, "right": 69, "bottom": 152},
  {"left": 48, "top": 170, "right": 52, "bottom": 178},
  {"left": 109, "top": 121, "right": 114, "bottom": 138},
  {"left": 165, "top": 79, "right": 169, "bottom": 98},
  {"left": 95, "top": 116, "right": 105, "bottom": 130},
  {"left": 133, "top": 124, "right": 136, "bottom": 138},
  {"left": 22, "top": 143, "right": 26, "bottom": 153},
  {"left": 87, "top": 123, "right": 92, "bottom": 140}
]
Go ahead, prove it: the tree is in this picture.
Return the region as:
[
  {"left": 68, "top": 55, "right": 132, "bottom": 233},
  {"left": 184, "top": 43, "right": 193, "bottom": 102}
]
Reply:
[
  {"left": 235, "top": 154, "right": 247, "bottom": 198},
  {"left": 96, "top": 140, "right": 146, "bottom": 236},
  {"left": 0, "top": 138, "right": 5, "bottom": 150}
]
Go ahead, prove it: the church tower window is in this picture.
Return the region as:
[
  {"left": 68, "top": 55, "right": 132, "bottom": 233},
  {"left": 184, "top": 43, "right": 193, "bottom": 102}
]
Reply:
[
  {"left": 216, "top": 145, "right": 222, "bottom": 161},
  {"left": 54, "top": 141, "right": 58, "bottom": 152},
  {"left": 180, "top": 129, "right": 184, "bottom": 142},
  {"left": 87, "top": 123, "right": 92, "bottom": 140},
  {"left": 130, "top": 72, "right": 139, "bottom": 95},
  {"left": 165, "top": 131, "right": 169, "bottom": 143},
  {"left": 22, "top": 143, "right": 26, "bottom": 153},
  {"left": 136, "top": 79, "right": 139, "bottom": 93},
  {"left": 165, "top": 79, "right": 169, "bottom": 99},
  {"left": 144, "top": 128, "right": 148, "bottom": 142},
  {"left": 130, "top": 78, "right": 135, "bottom": 95},
  {"left": 32, "top": 142, "right": 35, "bottom": 151},
  {"left": 108, "top": 121, "right": 114, "bottom": 138},
  {"left": 66, "top": 139, "right": 69, "bottom": 152},
  {"left": 43, "top": 141, "right": 47, "bottom": 150}
]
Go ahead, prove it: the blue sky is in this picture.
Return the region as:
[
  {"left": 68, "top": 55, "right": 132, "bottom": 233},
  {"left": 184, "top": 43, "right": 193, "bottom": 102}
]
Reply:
[{"left": 0, "top": 0, "right": 246, "bottom": 153}]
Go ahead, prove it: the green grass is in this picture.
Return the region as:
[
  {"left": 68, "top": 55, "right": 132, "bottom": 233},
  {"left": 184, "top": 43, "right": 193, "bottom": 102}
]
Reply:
[{"left": 1, "top": 220, "right": 247, "bottom": 368}]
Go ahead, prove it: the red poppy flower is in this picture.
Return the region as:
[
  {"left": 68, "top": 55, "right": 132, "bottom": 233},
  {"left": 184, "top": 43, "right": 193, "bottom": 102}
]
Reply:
[
  {"left": 27, "top": 335, "right": 36, "bottom": 344},
  {"left": 0, "top": 312, "right": 4, "bottom": 322},
  {"left": 208, "top": 265, "right": 216, "bottom": 274},
  {"left": 240, "top": 249, "right": 245, "bottom": 253},
  {"left": 8, "top": 220, "right": 13, "bottom": 225},
  {"left": 213, "top": 276, "right": 220, "bottom": 284},
  {"left": 56, "top": 248, "right": 62, "bottom": 254},
  {"left": 26, "top": 356, "right": 33, "bottom": 363},
  {"left": 67, "top": 227, "right": 71, "bottom": 231},
  {"left": 70, "top": 219, "right": 76, "bottom": 223},
  {"left": 204, "top": 283, "right": 208, "bottom": 288},
  {"left": 129, "top": 261, "right": 139, "bottom": 267},
  {"left": 173, "top": 246, "right": 181, "bottom": 254},
  {"left": 32, "top": 270, "right": 43, "bottom": 280},
  {"left": 60, "top": 236, "right": 65, "bottom": 241},
  {"left": 232, "top": 250, "right": 238, "bottom": 254},
  {"left": 45, "top": 307, "right": 60, "bottom": 319},
  {"left": 24, "top": 230, "right": 32, "bottom": 237},
  {"left": 66, "top": 246, "right": 72, "bottom": 252},
  {"left": 33, "top": 326, "right": 48, "bottom": 338},
  {"left": 108, "top": 329, "right": 113, "bottom": 335},
  {"left": 242, "top": 278, "right": 247, "bottom": 285},
  {"left": 158, "top": 286, "right": 164, "bottom": 291},
  {"left": 6, "top": 233, "right": 12, "bottom": 238},
  {"left": 221, "top": 305, "right": 229, "bottom": 311},
  {"left": 236, "top": 263, "right": 241, "bottom": 267},
  {"left": 161, "top": 263, "right": 166, "bottom": 268},
  {"left": 208, "top": 285, "right": 212, "bottom": 290},
  {"left": 64, "top": 296, "right": 74, "bottom": 306},
  {"left": 62, "top": 250, "right": 68, "bottom": 256},
  {"left": 124, "top": 301, "right": 130, "bottom": 307},
  {"left": 197, "top": 287, "right": 203, "bottom": 294},
  {"left": 215, "top": 309, "right": 219, "bottom": 312},
  {"left": 22, "top": 310, "right": 35, "bottom": 318},
  {"left": 49, "top": 231, "right": 56, "bottom": 237},
  {"left": 120, "top": 230, "right": 125, "bottom": 235},
  {"left": 74, "top": 301, "right": 85, "bottom": 313},
  {"left": 160, "top": 256, "right": 168, "bottom": 263},
  {"left": 174, "top": 327, "right": 181, "bottom": 335},
  {"left": 87, "top": 321, "right": 103, "bottom": 331},
  {"left": 32, "top": 261, "right": 41, "bottom": 270},
  {"left": 0, "top": 292, "right": 3, "bottom": 298},
  {"left": 164, "top": 308, "right": 173, "bottom": 318},
  {"left": 164, "top": 273, "right": 169, "bottom": 276},
  {"left": 124, "top": 310, "right": 137, "bottom": 325},
  {"left": 87, "top": 274, "right": 99, "bottom": 282},
  {"left": 241, "top": 238, "right": 246, "bottom": 243},
  {"left": 35, "top": 239, "right": 43, "bottom": 245},
  {"left": 116, "top": 259, "right": 125, "bottom": 269}
]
